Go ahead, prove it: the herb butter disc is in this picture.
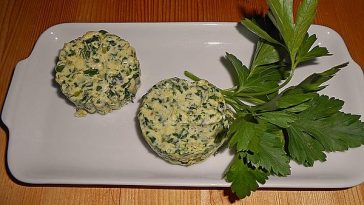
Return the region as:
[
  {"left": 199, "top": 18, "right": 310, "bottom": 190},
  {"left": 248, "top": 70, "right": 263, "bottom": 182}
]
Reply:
[
  {"left": 55, "top": 30, "right": 140, "bottom": 117},
  {"left": 138, "top": 78, "right": 231, "bottom": 166}
]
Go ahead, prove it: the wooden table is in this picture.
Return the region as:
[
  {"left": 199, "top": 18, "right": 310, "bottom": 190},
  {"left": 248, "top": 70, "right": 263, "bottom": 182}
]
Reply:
[{"left": 1, "top": 0, "right": 363, "bottom": 204}]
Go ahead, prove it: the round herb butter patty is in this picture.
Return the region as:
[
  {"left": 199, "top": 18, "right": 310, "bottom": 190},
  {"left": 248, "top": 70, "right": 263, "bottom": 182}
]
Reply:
[
  {"left": 55, "top": 30, "right": 140, "bottom": 117},
  {"left": 138, "top": 78, "right": 230, "bottom": 166}
]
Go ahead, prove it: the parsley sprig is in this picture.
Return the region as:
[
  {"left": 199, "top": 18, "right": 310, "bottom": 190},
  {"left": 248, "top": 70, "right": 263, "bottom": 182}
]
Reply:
[{"left": 185, "top": 0, "right": 364, "bottom": 198}]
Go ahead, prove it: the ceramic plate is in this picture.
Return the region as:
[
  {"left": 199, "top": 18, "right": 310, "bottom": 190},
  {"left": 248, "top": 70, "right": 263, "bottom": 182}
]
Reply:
[{"left": 2, "top": 23, "right": 364, "bottom": 187}]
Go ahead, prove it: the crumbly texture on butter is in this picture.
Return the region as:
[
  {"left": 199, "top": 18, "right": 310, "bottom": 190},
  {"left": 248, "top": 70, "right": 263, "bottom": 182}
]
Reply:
[
  {"left": 138, "top": 78, "right": 231, "bottom": 166},
  {"left": 55, "top": 30, "right": 140, "bottom": 117}
]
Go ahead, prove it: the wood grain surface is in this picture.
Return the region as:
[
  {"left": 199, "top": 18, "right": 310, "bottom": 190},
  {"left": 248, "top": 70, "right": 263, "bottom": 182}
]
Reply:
[{"left": 1, "top": 0, "right": 364, "bottom": 204}]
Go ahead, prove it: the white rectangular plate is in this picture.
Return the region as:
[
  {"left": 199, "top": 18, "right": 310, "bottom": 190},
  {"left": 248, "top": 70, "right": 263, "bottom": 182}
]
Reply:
[{"left": 2, "top": 23, "right": 364, "bottom": 188}]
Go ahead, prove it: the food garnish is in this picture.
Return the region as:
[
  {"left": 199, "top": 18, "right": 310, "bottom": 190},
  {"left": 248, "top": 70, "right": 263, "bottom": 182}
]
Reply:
[{"left": 184, "top": 0, "right": 364, "bottom": 198}]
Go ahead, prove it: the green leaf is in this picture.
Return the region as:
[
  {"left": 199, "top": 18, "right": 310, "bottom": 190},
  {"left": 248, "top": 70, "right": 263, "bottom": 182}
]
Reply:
[
  {"left": 296, "top": 63, "right": 348, "bottom": 92},
  {"left": 294, "top": 96, "right": 364, "bottom": 151},
  {"left": 228, "top": 117, "right": 290, "bottom": 175},
  {"left": 299, "top": 95, "right": 344, "bottom": 119},
  {"left": 297, "top": 33, "right": 316, "bottom": 57},
  {"left": 226, "top": 53, "right": 249, "bottom": 88},
  {"left": 284, "top": 102, "right": 311, "bottom": 113},
  {"left": 251, "top": 40, "right": 281, "bottom": 70},
  {"left": 246, "top": 131, "right": 291, "bottom": 175},
  {"left": 277, "top": 93, "right": 317, "bottom": 109},
  {"left": 267, "top": 0, "right": 319, "bottom": 60},
  {"left": 292, "top": 0, "right": 319, "bottom": 56},
  {"left": 258, "top": 111, "right": 297, "bottom": 128},
  {"left": 226, "top": 53, "right": 282, "bottom": 95},
  {"left": 253, "top": 92, "right": 317, "bottom": 112},
  {"left": 228, "top": 117, "right": 265, "bottom": 152},
  {"left": 299, "top": 46, "right": 330, "bottom": 63},
  {"left": 225, "top": 155, "right": 268, "bottom": 198},
  {"left": 241, "top": 19, "right": 281, "bottom": 45},
  {"left": 297, "top": 34, "right": 331, "bottom": 64},
  {"left": 286, "top": 95, "right": 364, "bottom": 166},
  {"left": 286, "top": 125, "right": 326, "bottom": 166},
  {"left": 281, "top": 63, "right": 347, "bottom": 96},
  {"left": 267, "top": 0, "right": 294, "bottom": 49},
  {"left": 238, "top": 64, "right": 282, "bottom": 94}
]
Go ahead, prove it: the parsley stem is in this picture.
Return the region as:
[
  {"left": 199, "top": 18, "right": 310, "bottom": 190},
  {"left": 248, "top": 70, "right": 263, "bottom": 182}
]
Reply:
[
  {"left": 184, "top": 71, "right": 201, "bottom": 81},
  {"left": 221, "top": 89, "right": 235, "bottom": 96},
  {"left": 184, "top": 71, "right": 238, "bottom": 98}
]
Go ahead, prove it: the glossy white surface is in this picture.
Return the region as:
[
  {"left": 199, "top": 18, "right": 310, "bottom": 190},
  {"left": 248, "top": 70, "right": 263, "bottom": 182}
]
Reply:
[{"left": 2, "top": 23, "right": 364, "bottom": 187}]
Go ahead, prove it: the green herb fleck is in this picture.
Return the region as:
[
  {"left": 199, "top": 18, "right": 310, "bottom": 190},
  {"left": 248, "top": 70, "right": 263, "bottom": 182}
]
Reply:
[
  {"left": 55, "top": 64, "right": 65, "bottom": 72},
  {"left": 68, "top": 49, "right": 76, "bottom": 56},
  {"left": 83, "top": 69, "right": 99, "bottom": 76},
  {"left": 99, "top": 30, "right": 108, "bottom": 34}
]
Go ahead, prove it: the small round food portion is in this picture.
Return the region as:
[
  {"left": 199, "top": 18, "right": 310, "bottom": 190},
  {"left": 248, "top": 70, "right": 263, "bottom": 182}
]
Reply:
[
  {"left": 138, "top": 78, "right": 230, "bottom": 166},
  {"left": 55, "top": 30, "right": 140, "bottom": 117}
]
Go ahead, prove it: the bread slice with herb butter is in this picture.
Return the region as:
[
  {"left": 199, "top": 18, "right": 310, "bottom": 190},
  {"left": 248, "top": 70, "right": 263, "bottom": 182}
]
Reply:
[
  {"left": 138, "top": 78, "right": 231, "bottom": 166},
  {"left": 55, "top": 30, "right": 140, "bottom": 117}
]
